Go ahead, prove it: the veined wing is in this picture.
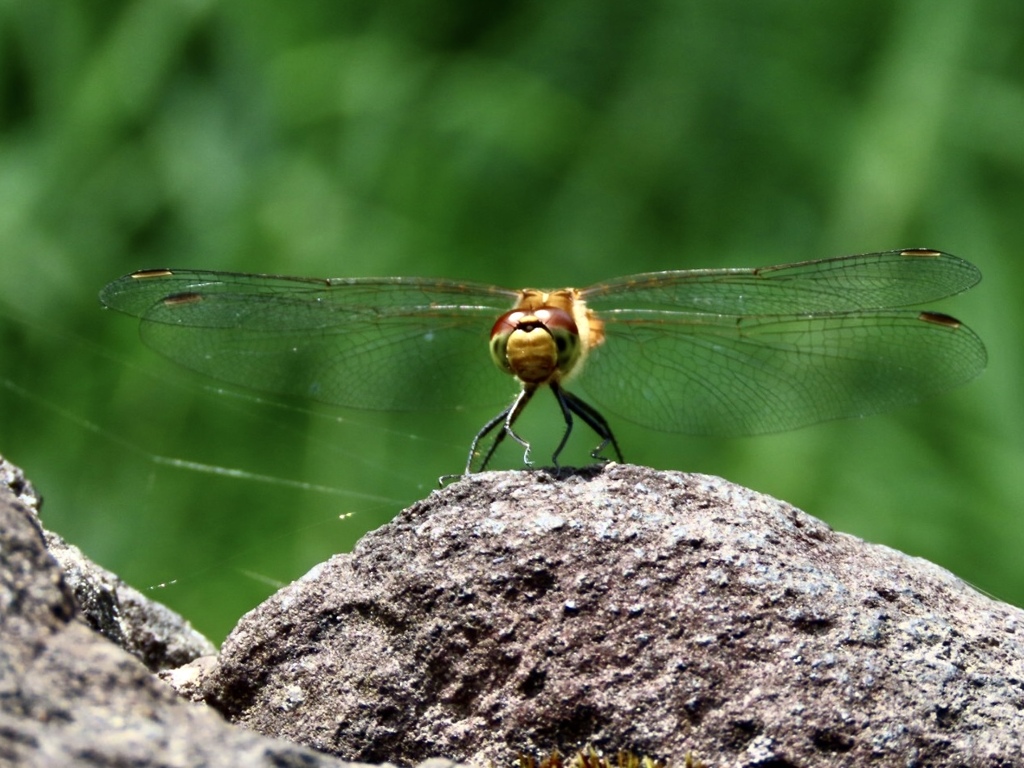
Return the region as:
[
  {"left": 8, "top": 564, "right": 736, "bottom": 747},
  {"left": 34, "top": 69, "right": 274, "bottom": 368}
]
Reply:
[
  {"left": 581, "top": 250, "right": 980, "bottom": 315},
  {"left": 100, "top": 269, "right": 521, "bottom": 411},
  {"left": 578, "top": 308, "right": 987, "bottom": 436}
]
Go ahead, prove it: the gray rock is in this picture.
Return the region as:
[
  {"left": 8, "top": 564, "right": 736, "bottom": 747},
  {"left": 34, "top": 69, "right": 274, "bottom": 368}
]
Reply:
[
  {"left": 1, "top": 453, "right": 216, "bottom": 673},
  {"left": 44, "top": 530, "right": 218, "bottom": 672},
  {"left": 7, "top": 448, "right": 1021, "bottom": 767},
  {"left": 0, "top": 453, "right": 41, "bottom": 511},
  {"left": 0, "top": 454, "right": 390, "bottom": 768},
  {"left": 199, "top": 464, "right": 1024, "bottom": 767}
]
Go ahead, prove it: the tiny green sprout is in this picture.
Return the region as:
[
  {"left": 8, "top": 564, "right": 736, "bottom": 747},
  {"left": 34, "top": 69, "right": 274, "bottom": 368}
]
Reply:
[{"left": 516, "top": 745, "right": 706, "bottom": 768}]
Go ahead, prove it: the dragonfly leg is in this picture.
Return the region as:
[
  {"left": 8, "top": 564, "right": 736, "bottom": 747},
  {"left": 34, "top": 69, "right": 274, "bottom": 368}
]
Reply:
[
  {"left": 556, "top": 386, "right": 624, "bottom": 466},
  {"left": 549, "top": 383, "right": 576, "bottom": 471},
  {"left": 497, "top": 387, "right": 537, "bottom": 470},
  {"left": 462, "top": 407, "right": 509, "bottom": 475},
  {"left": 464, "top": 385, "right": 537, "bottom": 474}
]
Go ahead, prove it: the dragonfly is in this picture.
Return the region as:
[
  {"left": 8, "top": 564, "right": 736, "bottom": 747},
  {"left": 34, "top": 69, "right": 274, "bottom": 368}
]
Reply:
[{"left": 100, "top": 248, "right": 986, "bottom": 475}]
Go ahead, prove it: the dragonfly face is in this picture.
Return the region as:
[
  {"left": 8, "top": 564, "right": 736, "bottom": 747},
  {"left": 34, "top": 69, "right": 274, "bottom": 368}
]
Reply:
[
  {"left": 489, "top": 306, "right": 581, "bottom": 384},
  {"left": 100, "top": 249, "right": 986, "bottom": 476}
]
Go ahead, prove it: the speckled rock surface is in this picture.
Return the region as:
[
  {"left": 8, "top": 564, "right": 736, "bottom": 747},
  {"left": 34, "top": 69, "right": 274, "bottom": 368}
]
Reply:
[{"left": 199, "top": 464, "right": 1024, "bottom": 767}]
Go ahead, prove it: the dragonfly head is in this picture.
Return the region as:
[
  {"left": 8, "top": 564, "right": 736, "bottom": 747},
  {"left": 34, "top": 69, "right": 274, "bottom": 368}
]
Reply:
[{"left": 490, "top": 306, "right": 582, "bottom": 385}]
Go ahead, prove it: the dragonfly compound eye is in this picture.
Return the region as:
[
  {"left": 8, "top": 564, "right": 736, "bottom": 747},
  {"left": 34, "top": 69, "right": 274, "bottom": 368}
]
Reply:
[
  {"left": 533, "top": 307, "right": 582, "bottom": 374},
  {"left": 489, "top": 310, "right": 520, "bottom": 375}
]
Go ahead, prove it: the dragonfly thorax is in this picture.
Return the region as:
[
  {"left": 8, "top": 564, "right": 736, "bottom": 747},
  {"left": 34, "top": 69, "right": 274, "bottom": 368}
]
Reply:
[{"left": 489, "top": 307, "right": 583, "bottom": 385}]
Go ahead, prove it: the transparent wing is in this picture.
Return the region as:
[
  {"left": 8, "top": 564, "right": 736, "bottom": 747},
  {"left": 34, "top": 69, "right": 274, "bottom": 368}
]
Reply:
[
  {"left": 578, "top": 309, "right": 987, "bottom": 436},
  {"left": 581, "top": 250, "right": 980, "bottom": 314},
  {"left": 100, "top": 269, "right": 521, "bottom": 411},
  {"left": 100, "top": 253, "right": 986, "bottom": 434}
]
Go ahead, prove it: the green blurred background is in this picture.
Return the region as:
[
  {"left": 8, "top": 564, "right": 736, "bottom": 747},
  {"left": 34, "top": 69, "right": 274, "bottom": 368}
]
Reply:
[{"left": 0, "top": 2, "right": 1021, "bottom": 642}]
